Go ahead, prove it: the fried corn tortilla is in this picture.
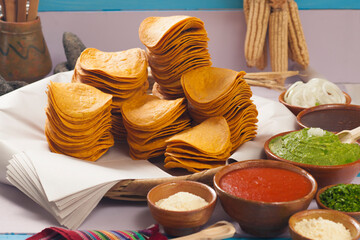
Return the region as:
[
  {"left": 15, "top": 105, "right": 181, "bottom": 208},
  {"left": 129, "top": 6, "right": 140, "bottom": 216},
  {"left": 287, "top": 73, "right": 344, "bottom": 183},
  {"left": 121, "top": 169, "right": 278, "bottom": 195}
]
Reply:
[
  {"left": 180, "top": 66, "right": 258, "bottom": 152},
  {"left": 139, "top": 15, "right": 211, "bottom": 99},
  {"left": 121, "top": 95, "right": 186, "bottom": 130},
  {"left": 166, "top": 116, "right": 231, "bottom": 155},
  {"left": 45, "top": 82, "right": 114, "bottom": 161},
  {"left": 78, "top": 48, "right": 147, "bottom": 79},
  {"left": 182, "top": 67, "right": 246, "bottom": 104},
  {"left": 164, "top": 157, "right": 225, "bottom": 173},
  {"left": 48, "top": 82, "right": 113, "bottom": 119},
  {"left": 139, "top": 16, "right": 203, "bottom": 49},
  {"left": 164, "top": 145, "right": 232, "bottom": 161},
  {"left": 122, "top": 94, "right": 191, "bottom": 160},
  {"left": 126, "top": 115, "right": 191, "bottom": 145},
  {"left": 73, "top": 48, "right": 150, "bottom": 142}
]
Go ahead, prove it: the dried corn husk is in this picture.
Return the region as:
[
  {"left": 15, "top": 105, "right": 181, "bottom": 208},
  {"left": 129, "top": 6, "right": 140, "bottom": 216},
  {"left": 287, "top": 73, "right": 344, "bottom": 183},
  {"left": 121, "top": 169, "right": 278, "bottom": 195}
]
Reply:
[
  {"left": 288, "top": 0, "right": 309, "bottom": 69},
  {"left": 244, "top": 0, "right": 271, "bottom": 67},
  {"left": 268, "top": 0, "right": 288, "bottom": 86},
  {"left": 244, "top": 70, "right": 298, "bottom": 91}
]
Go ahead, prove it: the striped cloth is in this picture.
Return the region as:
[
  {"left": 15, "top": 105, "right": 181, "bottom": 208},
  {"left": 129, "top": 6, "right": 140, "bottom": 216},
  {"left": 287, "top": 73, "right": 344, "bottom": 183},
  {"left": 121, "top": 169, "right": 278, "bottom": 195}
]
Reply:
[{"left": 27, "top": 225, "right": 167, "bottom": 240}]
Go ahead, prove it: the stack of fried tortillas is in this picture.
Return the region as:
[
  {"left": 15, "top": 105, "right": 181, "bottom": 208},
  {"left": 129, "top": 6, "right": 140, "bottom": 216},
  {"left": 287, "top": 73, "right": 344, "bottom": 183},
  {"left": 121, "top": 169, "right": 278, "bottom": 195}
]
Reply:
[
  {"left": 121, "top": 94, "right": 191, "bottom": 160},
  {"left": 72, "top": 47, "right": 149, "bottom": 141},
  {"left": 139, "top": 15, "right": 211, "bottom": 99},
  {"left": 45, "top": 82, "right": 114, "bottom": 161},
  {"left": 164, "top": 116, "right": 232, "bottom": 173},
  {"left": 181, "top": 66, "right": 258, "bottom": 152}
]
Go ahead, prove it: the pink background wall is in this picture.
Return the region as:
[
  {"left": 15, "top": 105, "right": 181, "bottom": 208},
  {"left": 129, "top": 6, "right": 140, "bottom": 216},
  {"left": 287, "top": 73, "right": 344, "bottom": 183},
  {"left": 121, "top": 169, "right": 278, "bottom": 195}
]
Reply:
[{"left": 39, "top": 10, "right": 360, "bottom": 84}]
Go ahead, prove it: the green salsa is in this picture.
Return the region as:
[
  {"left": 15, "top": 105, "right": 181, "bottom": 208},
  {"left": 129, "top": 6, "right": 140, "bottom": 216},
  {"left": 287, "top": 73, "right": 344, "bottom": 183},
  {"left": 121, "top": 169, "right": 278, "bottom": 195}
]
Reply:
[{"left": 269, "top": 128, "right": 360, "bottom": 166}]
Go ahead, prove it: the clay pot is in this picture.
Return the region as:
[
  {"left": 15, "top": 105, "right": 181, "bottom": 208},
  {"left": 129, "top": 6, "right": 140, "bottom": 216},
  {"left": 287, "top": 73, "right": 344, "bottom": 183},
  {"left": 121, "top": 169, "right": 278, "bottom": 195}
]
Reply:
[
  {"left": 213, "top": 159, "right": 317, "bottom": 238},
  {"left": 147, "top": 180, "right": 217, "bottom": 237},
  {"left": 0, "top": 17, "right": 52, "bottom": 83},
  {"left": 278, "top": 90, "right": 352, "bottom": 116}
]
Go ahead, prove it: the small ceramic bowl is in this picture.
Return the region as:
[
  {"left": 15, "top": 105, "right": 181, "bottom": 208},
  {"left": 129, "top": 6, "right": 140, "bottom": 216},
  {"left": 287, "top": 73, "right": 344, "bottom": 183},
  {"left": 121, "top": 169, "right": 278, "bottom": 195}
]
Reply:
[
  {"left": 279, "top": 91, "right": 351, "bottom": 116},
  {"left": 213, "top": 159, "right": 317, "bottom": 238},
  {"left": 289, "top": 209, "right": 360, "bottom": 240},
  {"left": 264, "top": 130, "right": 360, "bottom": 188},
  {"left": 316, "top": 184, "right": 360, "bottom": 222},
  {"left": 297, "top": 103, "right": 360, "bottom": 132},
  {"left": 147, "top": 180, "right": 217, "bottom": 237}
]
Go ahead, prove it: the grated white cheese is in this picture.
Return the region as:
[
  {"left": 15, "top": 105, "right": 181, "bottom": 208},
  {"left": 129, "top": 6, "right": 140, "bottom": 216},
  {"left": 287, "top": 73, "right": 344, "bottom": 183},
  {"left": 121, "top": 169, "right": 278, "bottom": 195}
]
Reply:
[
  {"left": 294, "top": 217, "right": 352, "bottom": 240},
  {"left": 155, "top": 191, "right": 208, "bottom": 211}
]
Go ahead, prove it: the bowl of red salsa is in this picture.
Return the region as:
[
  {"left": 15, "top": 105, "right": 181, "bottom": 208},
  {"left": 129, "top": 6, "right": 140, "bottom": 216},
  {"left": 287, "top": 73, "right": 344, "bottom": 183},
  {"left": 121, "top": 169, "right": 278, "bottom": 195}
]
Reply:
[{"left": 213, "top": 159, "right": 317, "bottom": 238}]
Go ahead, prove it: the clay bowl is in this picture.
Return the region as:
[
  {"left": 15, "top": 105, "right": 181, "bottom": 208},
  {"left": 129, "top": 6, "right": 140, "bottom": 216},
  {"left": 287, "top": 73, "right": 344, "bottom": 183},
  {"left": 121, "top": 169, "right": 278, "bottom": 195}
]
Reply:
[
  {"left": 316, "top": 184, "right": 360, "bottom": 222},
  {"left": 279, "top": 91, "right": 351, "bottom": 116},
  {"left": 264, "top": 130, "right": 360, "bottom": 188},
  {"left": 289, "top": 209, "right": 360, "bottom": 240},
  {"left": 147, "top": 180, "right": 217, "bottom": 237},
  {"left": 297, "top": 103, "right": 360, "bottom": 132},
  {"left": 213, "top": 159, "right": 317, "bottom": 238}
]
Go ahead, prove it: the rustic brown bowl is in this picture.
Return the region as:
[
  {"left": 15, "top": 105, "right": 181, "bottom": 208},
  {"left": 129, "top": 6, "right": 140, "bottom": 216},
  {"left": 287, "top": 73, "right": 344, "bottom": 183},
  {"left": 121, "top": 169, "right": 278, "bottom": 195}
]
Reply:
[
  {"left": 147, "top": 180, "right": 217, "bottom": 237},
  {"left": 289, "top": 209, "right": 360, "bottom": 240},
  {"left": 264, "top": 130, "right": 360, "bottom": 188},
  {"left": 279, "top": 91, "right": 351, "bottom": 116},
  {"left": 297, "top": 103, "right": 360, "bottom": 132},
  {"left": 213, "top": 159, "right": 317, "bottom": 238},
  {"left": 316, "top": 184, "right": 360, "bottom": 222}
]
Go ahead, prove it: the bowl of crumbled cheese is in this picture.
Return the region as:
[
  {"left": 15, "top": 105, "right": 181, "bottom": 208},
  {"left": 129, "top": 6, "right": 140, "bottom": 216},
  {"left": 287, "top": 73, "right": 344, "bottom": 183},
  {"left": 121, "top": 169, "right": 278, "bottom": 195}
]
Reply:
[
  {"left": 289, "top": 209, "right": 360, "bottom": 240},
  {"left": 147, "top": 180, "right": 217, "bottom": 237}
]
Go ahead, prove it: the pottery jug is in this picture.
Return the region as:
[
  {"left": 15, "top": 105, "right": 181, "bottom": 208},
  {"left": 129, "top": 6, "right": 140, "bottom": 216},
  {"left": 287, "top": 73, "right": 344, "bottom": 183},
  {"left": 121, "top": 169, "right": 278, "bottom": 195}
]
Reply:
[{"left": 0, "top": 16, "right": 52, "bottom": 83}]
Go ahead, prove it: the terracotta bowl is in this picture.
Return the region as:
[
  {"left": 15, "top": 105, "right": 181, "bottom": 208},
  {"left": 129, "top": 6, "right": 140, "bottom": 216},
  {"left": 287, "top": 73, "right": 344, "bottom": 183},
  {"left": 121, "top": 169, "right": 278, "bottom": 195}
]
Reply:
[
  {"left": 213, "top": 159, "right": 317, "bottom": 238},
  {"left": 316, "top": 184, "right": 360, "bottom": 222},
  {"left": 264, "top": 130, "right": 360, "bottom": 188},
  {"left": 289, "top": 209, "right": 360, "bottom": 240},
  {"left": 279, "top": 90, "right": 351, "bottom": 116},
  {"left": 147, "top": 180, "right": 217, "bottom": 237},
  {"left": 297, "top": 103, "right": 360, "bottom": 132}
]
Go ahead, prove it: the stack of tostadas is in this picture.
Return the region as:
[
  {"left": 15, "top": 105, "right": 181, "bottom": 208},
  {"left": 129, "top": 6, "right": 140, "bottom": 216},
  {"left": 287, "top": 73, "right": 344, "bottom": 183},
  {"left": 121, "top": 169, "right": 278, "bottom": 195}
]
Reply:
[
  {"left": 121, "top": 95, "right": 191, "bottom": 160},
  {"left": 45, "top": 82, "right": 114, "bottom": 161},
  {"left": 44, "top": 15, "right": 259, "bottom": 173},
  {"left": 181, "top": 66, "right": 258, "bottom": 152},
  {"left": 72, "top": 48, "right": 149, "bottom": 141},
  {"left": 164, "top": 116, "right": 232, "bottom": 173},
  {"left": 139, "top": 15, "right": 211, "bottom": 99}
]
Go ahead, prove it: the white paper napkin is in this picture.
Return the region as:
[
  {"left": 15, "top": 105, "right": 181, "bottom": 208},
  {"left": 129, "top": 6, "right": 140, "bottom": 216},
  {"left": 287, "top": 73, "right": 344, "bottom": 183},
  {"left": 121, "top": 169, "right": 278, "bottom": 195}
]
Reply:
[
  {"left": 6, "top": 146, "right": 173, "bottom": 229},
  {"left": 231, "top": 95, "right": 298, "bottom": 161}
]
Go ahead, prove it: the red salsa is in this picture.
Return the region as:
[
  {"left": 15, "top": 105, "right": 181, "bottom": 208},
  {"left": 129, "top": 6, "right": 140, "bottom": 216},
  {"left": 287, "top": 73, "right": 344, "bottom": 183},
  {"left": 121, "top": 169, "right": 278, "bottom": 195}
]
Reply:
[{"left": 219, "top": 167, "right": 312, "bottom": 202}]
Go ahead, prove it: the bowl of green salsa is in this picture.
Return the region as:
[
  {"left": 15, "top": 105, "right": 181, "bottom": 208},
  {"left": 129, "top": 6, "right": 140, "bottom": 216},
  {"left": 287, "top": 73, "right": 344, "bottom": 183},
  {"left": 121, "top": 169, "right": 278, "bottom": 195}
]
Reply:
[
  {"left": 264, "top": 128, "right": 360, "bottom": 188},
  {"left": 316, "top": 184, "right": 360, "bottom": 222}
]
